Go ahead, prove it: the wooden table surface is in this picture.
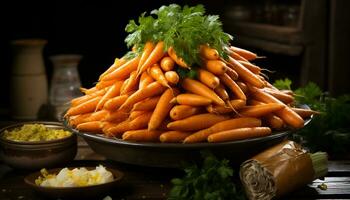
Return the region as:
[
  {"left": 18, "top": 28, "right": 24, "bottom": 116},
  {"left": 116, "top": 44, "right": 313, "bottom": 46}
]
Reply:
[{"left": 0, "top": 121, "right": 349, "bottom": 200}]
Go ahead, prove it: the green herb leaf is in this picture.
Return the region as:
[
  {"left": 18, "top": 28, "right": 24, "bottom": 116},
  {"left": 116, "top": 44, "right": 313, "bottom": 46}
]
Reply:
[{"left": 273, "top": 78, "right": 292, "bottom": 90}]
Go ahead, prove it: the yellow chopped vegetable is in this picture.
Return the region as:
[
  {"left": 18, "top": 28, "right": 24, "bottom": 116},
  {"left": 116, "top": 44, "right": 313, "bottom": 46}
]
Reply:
[{"left": 2, "top": 124, "right": 71, "bottom": 142}]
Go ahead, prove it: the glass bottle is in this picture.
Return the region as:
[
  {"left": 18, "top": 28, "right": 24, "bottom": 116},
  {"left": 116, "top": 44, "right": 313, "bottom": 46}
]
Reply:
[{"left": 49, "top": 54, "right": 82, "bottom": 120}]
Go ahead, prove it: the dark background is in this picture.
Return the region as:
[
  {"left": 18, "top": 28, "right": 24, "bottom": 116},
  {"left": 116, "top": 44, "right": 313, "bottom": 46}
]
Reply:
[{"left": 1, "top": 0, "right": 349, "bottom": 116}]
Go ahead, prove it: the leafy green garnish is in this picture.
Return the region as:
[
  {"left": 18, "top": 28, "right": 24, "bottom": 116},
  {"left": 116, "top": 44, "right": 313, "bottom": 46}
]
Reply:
[
  {"left": 168, "top": 151, "right": 245, "bottom": 200},
  {"left": 273, "top": 78, "right": 292, "bottom": 90},
  {"left": 176, "top": 67, "right": 198, "bottom": 80},
  {"left": 124, "top": 4, "right": 233, "bottom": 66}
]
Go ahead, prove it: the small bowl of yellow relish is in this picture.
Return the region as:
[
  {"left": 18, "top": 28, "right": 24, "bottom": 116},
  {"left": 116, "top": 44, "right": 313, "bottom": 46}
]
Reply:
[
  {"left": 24, "top": 165, "right": 123, "bottom": 199},
  {"left": 0, "top": 122, "right": 77, "bottom": 170}
]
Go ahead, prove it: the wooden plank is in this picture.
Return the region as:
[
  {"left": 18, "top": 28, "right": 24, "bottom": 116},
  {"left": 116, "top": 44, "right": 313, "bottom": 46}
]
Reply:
[{"left": 233, "top": 35, "right": 303, "bottom": 56}]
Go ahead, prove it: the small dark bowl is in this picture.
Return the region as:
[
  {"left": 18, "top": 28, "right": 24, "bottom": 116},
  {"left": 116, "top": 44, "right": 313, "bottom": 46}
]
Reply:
[
  {"left": 24, "top": 166, "right": 123, "bottom": 199},
  {"left": 0, "top": 121, "right": 77, "bottom": 170}
]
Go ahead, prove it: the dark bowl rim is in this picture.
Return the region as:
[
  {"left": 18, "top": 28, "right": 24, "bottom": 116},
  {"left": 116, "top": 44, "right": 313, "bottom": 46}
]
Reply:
[
  {"left": 24, "top": 166, "right": 124, "bottom": 190},
  {"left": 0, "top": 121, "right": 75, "bottom": 145}
]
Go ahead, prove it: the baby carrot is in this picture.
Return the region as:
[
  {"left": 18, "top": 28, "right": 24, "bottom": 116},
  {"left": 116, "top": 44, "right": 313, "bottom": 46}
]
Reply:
[
  {"left": 170, "top": 93, "right": 212, "bottom": 106},
  {"left": 160, "top": 56, "right": 175, "bottom": 71},
  {"left": 208, "top": 127, "right": 271, "bottom": 143},
  {"left": 132, "top": 96, "right": 160, "bottom": 111},
  {"left": 122, "top": 129, "right": 163, "bottom": 142},
  {"left": 170, "top": 105, "right": 201, "bottom": 120},
  {"left": 197, "top": 69, "right": 220, "bottom": 89},
  {"left": 204, "top": 60, "right": 227, "bottom": 75},
  {"left": 165, "top": 71, "right": 180, "bottom": 85},
  {"left": 160, "top": 131, "right": 191, "bottom": 143}
]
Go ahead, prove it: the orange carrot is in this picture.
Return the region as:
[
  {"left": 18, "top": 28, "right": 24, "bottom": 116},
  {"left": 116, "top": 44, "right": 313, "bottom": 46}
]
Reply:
[
  {"left": 171, "top": 93, "right": 212, "bottom": 106},
  {"left": 105, "top": 110, "right": 129, "bottom": 123},
  {"left": 101, "top": 56, "right": 140, "bottom": 81},
  {"left": 206, "top": 99, "right": 246, "bottom": 114},
  {"left": 148, "top": 63, "right": 170, "bottom": 88},
  {"left": 228, "top": 50, "right": 249, "bottom": 62},
  {"left": 200, "top": 45, "right": 219, "bottom": 60},
  {"left": 167, "top": 113, "right": 230, "bottom": 131},
  {"left": 204, "top": 60, "right": 227, "bottom": 75},
  {"left": 236, "top": 81, "right": 248, "bottom": 94},
  {"left": 96, "top": 80, "right": 115, "bottom": 90},
  {"left": 68, "top": 113, "right": 92, "bottom": 127},
  {"left": 76, "top": 121, "right": 104, "bottom": 133},
  {"left": 183, "top": 117, "right": 261, "bottom": 143},
  {"left": 225, "top": 67, "right": 239, "bottom": 80},
  {"left": 208, "top": 127, "right": 271, "bottom": 143},
  {"left": 66, "top": 96, "right": 101, "bottom": 116},
  {"left": 121, "top": 71, "right": 139, "bottom": 95},
  {"left": 165, "top": 71, "right": 180, "bottom": 85},
  {"left": 96, "top": 81, "right": 123, "bottom": 111},
  {"left": 263, "top": 114, "right": 284, "bottom": 130},
  {"left": 214, "top": 83, "right": 229, "bottom": 101},
  {"left": 167, "top": 46, "right": 189, "bottom": 68},
  {"left": 99, "top": 57, "right": 128, "bottom": 80},
  {"left": 160, "top": 131, "right": 191, "bottom": 143},
  {"left": 160, "top": 56, "right": 175, "bottom": 71},
  {"left": 129, "top": 110, "right": 147, "bottom": 120},
  {"left": 148, "top": 88, "right": 179, "bottom": 130},
  {"left": 107, "top": 112, "right": 153, "bottom": 136},
  {"left": 81, "top": 87, "right": 98, "bottom": 95},
  {"left": 71, "top": 88, "right": 107, "bottom": 107},
  {"left": 230, "top": 46, "right": 257, "bottom": 61},
  {"left": 250, "top": 87, "right": 304, "bottom": 128},
  {"left": 104, "top": 94, "right": 129, "bottom": 110},
  {"left": 197, "top": 69, "right": 220, "bottom": 89},
  {"left": 219, "top": 73, "right": 246, "bottom": 100},
  {"left": 263, "top": 88, "right": 295, "bottom": 104},
  {"left": 138, "top": 41, "right": 165, "bottom": 76},
  {"left": 227, "top": 57, "right": 265, "bottom": 88},
  {"left": 136, "top": 41, "right": 155, "bottom": 76},
  {"left": 291, "top": 107, "right": 320, "bottom": 118},
  {"left": 122, "top": 129, "right": 163, "bottom": 142},
  {"left": 119, "top": 82, "right": 166, "bottom": 111},
  {"left": 238, "top": 103, "right": 285, "bottom": 117},
  {"left": 132, "top": 96, "right": 160, "bottom": 111},
  {"left": 86, "top": 109, "right": 110, "bottom": 122},
  {"left": 238, "top": 60, "right": 261, "bottom": 74},
  {"left": 170, "top": 105, "right": 201, "bottom": 120},
  {"left": 139, "top": 71, "right": 154, "bottom": 89},
  {"left": 182, "top": 78, "right": 225, "bottom": 106}
]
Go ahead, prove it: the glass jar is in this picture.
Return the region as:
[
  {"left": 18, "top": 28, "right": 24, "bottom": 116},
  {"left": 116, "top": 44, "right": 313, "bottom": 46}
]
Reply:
[{"left": 49, "top": 54, "right": 82, "bottom": 120}]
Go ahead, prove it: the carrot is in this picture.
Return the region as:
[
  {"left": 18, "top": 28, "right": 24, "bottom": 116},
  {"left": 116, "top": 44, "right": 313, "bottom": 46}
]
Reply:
[
  {"left": 148, "top": 88, "right": 179, "bottom": 130},
  {"left": 230, "top": 46, "right": 258, "bottom": 61},
  {"left": 250, "top": 87, "right": 304, "bottom": 128},
  {"left": 214, "top": 84, "right": 229, "bottom": 101},
  {"left": 107, "top": 112, "right": 153, "bottom": 136},
  {"left": 76, "top": 121, "right": 104, "bottom": 133},
  {"left": 208, "top": 127, "right": 271, "bottom": 143},
  {"left": 199, "top": 45, "right": 219, "bottom": 60},
  {"left": 227, "top": 57, "right": 265, "bottom": 88},
  {"left": 129, "top": 110, "right": 147, "bottom": 120},
  {"left": 96, "top": 80, "right": 115, "bottom": 90},
  {"left": 170, "top": 93, "right": 212, "bottom": 106},
  {"left": 197, "top": 69, "right": 220, "bottom": 89},
  {"left": 122, "top": 129, "right": 163, "bottom": 142},
  {"left": 263, "top": 88, "right": 295, "bottom": 104},
  {"left": 160, "top": 131, "right": 191, "bottom": 143},
  {"left": 291, "top": 107, "right": 320, "bottom": 118},
  {"left": 167, "top": 46, "right": 189, "bottom": 68},
  {"left": 101, "top": 56, "right": 140, "bottom": 81},
  {"left": 121, "top": 71, "right": 139, "bottom": 95},
  {"left": 160, "top": 56, "right": 175, "bottom": 71},
  {"left": 181, "top": 78, "right": 225, "bottom": 106},
  {"left": 68, "top": 113, "right": 92, "bottom": 127},
  {"left": 119, "top": 82, "right": 166, "bottom": 111},
  {"left": 264, "top": 114, "right": 284, "bottom": 130},
  {"left": 81, "top": 87, "right": 98, "bottom": 95},
  {"left": 206, "top": 99, "right": 246, "bottom": 114},
  {"left": 102, "top": 122, "right": 117, "bottom": 136},
  {"left": 165, "top": 71, "right": 180, "bottom": 85},
  {"left": 65, "top": 96, "right": 101, "bottom": 116},
  {"left": 71, "top": 88, "right": 107, "bottom": 107},
  {"left": 228, "top": 50, "right": 249, "bottom": 62},
  {"left": 104, "top": 94, "right": 129, "bottom": 110},
  {"left": 238, "top": 60, "right": 261, "bottom": 74},
  {"left": 132, "top": 96, "right": 160, "bottom": 111},
  {"left": 225, "top": 67, "right": 239, "bottom": 80},
  {"left": 170, "top": 105, "right": 202, "bottom": 120},
  {"left": 167, "top": 113, "right": 230, "bottom": 131},
  {"left": 236, "top": 81, "right": 248, "bottom": 94},
  {"left": 219, "top": 73, "right": 246, "bottom": 100},
  {"left": 86, "top": 109, "right": 110, "bottom": 122},
  {"left": 183, "top": 117, "right": 261, "bottom": 143},
  {"left": 238, "top": 103, "right": 285, "bottom": 117},
  {"left": 105, "top": 110, "right": 129, "bottom": 123},
  {"left": 95, "top": 81, "right": 123, "bottom": 111},
  {"left": 136, "top": 41, "right": 155, "bottom": 77},
  {"left": 204, "top": 60, "right": 227, "bottom": 75},
  {"left": 99, "top": 57, "right": 128, "bottom": 80},
  {"left": 138, "top": 41, "right": 165, "bottom": 76},
  {"left": 139, "top": 71, "right": 154, "bottom": 89},
  {"left": 148, "top": 63, "right": 170, "bottom": 88}
]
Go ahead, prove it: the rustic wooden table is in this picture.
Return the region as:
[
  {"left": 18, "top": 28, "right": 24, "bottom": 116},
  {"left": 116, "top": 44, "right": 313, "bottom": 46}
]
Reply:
[{"left": 0, "top": 121, "right": 349, "bottom": 200}]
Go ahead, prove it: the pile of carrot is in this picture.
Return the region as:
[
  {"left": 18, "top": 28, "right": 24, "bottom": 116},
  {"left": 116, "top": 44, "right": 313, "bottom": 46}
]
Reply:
[{"left": 65, "top": 42, "right": 318, "bottom": 143}]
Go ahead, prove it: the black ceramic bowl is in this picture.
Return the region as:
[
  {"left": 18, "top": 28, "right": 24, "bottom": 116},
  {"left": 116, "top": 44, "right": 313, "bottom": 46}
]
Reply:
[
  {"left": 24, "top": 166, "right": 123, "bottom": 199},
  {"left": 0, "top": 121, "right": 77, "bottom": 170}
]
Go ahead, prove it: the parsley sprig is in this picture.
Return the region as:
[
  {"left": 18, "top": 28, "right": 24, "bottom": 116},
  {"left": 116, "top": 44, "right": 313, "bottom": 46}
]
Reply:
[{"left": 125, "top": 4, "right": 233, "bottom": 66}]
